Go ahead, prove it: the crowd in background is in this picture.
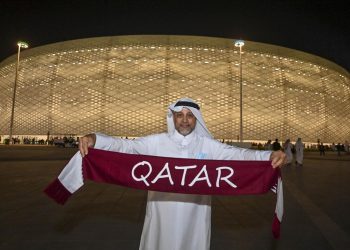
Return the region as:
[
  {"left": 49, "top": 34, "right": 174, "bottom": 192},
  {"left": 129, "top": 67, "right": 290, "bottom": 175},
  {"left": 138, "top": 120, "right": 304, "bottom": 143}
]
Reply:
[
  {"left": 0, "top": 135, "right": 79, "bottom": 148},
  {"left": 249, "top": 139, "right": 350, "bottom": 154},
  {"left": 259, "top": 138, "right": 350, "bottom": 160}
]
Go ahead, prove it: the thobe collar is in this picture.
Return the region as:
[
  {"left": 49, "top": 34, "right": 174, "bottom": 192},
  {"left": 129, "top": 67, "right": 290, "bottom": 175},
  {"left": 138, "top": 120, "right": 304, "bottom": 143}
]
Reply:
[{"left": 170, "top": 130, "right": 196, "bottom": 146}]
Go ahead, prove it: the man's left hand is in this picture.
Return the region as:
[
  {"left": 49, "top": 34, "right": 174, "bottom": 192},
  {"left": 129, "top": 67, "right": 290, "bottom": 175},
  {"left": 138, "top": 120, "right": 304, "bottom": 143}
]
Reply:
[{"left": 270, "top": 150, "right": 287, "bottom": 168}]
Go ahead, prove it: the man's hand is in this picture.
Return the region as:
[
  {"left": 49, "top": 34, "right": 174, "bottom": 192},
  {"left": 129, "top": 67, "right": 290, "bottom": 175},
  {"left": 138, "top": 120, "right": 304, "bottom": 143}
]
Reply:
[
  {"left": 270, "top": 150, "right": 287, "bottom": 168},
  {"left": 79, "top": 134, "right": 96, "bottom": 157}
]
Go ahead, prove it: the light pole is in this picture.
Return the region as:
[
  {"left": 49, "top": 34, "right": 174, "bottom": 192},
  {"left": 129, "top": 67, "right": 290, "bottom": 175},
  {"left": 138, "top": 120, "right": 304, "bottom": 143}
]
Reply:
[
  {"left": 234, "top": 40, "right": 244, "bottom": 143},
  {"left": 9, "top": 41, "right": 29, "bottom": 145}
]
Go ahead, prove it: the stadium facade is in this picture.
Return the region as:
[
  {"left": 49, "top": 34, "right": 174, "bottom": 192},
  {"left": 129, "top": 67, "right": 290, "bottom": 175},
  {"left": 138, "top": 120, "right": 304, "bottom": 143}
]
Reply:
[{"left": 0, "top": 35, "right": 349, "bottom": 143}]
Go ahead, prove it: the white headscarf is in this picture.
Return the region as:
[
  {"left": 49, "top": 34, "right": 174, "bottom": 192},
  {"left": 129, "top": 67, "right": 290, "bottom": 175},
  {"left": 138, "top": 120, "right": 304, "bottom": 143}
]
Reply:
[{"left": 167, "top": 97, "right": 213, "bottom": 138}]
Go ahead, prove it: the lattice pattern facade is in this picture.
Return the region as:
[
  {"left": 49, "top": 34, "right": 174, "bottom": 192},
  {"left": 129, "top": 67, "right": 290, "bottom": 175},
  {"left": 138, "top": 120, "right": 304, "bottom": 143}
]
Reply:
[{"left": 0, "top": 35, "right": 349, "bottom": 143}]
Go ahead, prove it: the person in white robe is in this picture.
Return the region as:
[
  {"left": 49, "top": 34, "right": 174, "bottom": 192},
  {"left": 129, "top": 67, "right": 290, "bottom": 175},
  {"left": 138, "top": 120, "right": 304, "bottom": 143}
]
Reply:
[
  {"left": 295, "top": 138, "right": 304, "bottom": 166},
  {"left": 283, "top": 139, "right": 293, "bottom": 165},
  {"left": 79, "top": 97, "right": 286, "bottom": 250}
]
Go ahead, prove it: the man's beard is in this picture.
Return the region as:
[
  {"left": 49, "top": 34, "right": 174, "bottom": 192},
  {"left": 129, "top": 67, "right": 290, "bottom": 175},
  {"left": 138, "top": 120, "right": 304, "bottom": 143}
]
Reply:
[{"left": 177, "top": 127, "right": 194, "bottom": 136}]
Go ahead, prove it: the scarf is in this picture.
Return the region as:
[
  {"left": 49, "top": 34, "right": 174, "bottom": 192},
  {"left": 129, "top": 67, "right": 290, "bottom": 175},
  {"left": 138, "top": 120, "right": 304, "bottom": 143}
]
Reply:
[{"left": 44, "top": 148, "right": 283, "bottom": 238}]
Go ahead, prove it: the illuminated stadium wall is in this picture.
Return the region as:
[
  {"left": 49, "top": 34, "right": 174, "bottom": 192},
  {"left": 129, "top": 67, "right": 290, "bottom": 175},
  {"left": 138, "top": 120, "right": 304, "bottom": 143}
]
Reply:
[{"left": 0, "top": 35, "right": 349, "bottom": 143}]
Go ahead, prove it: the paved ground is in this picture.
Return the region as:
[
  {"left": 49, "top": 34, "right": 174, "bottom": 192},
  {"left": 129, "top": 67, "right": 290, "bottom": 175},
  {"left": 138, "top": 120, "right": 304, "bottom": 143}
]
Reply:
[{"left": 0, "top": 145, "right": 349, "bottom": 250}]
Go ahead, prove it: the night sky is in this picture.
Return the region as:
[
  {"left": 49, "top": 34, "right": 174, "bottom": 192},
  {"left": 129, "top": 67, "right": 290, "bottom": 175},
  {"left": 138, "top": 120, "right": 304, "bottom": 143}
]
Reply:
[{"left": 0, "top": 0, "right": 349, "bottom": 71}]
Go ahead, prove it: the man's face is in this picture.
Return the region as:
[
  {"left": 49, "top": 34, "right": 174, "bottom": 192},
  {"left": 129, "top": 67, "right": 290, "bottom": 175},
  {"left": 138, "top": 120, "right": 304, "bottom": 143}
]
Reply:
[{"left": 173, "top": 108, "right": 197, "bottom": 136}]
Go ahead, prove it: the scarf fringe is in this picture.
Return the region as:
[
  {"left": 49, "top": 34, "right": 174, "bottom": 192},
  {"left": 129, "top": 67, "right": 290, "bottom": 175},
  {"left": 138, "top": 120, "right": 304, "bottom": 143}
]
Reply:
[{"left": 44, "top": 178, "right": 72, "bottom": 205}]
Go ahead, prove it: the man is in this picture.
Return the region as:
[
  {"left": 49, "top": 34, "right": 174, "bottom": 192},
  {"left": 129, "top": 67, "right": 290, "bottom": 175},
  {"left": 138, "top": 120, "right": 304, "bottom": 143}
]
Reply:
[
  {"left": 79, "top": 97, "right": 286, "bottom": 250},
  {"left": 283, "top": 139, "right": 293, "bottom": 165},
  {"left": 336, "top": 143, "right": 342, "bottom": 156},
  {"left": 264, "top": 139, "right": 272, "bottom": 150},
  {"left": 295, "top": 138, "right": 304, "bottom": 166},
  {"left": 272, "top": 139, "right": 282, "bottom": 151},
  {"left": 319, "top": 142, "right": 326, "bottom": 156}
]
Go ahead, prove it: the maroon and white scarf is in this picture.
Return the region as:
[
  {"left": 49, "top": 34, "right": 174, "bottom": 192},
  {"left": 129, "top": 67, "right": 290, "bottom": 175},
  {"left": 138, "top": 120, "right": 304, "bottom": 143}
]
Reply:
[{"left": 44, "top": 148, "right": 283, "bottom": 238}]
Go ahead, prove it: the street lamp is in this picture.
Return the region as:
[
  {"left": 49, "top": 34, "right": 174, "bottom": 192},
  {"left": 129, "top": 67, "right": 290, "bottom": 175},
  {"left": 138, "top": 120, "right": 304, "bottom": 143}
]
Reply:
[
  {"left": 234, "top": 40, "right": 244, "bottom": 143},
  {"left": 9, "top": 41, "right": 29, "bottom": 145}
]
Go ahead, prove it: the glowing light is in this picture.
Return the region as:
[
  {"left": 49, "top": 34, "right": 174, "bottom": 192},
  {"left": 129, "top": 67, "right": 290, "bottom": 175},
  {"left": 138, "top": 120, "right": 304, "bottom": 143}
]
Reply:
[
  {"left": 17, "top": 41, "right": 29, "bottom": 48},
  {"left": 234, "top": 40, "right": 245, "bottom": 47}
]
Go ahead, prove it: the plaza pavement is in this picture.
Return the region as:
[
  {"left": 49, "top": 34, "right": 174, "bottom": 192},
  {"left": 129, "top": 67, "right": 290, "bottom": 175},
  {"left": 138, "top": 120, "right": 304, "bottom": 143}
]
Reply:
[{"left": 0, "top": 145, "right": 349, "bottom": 250}]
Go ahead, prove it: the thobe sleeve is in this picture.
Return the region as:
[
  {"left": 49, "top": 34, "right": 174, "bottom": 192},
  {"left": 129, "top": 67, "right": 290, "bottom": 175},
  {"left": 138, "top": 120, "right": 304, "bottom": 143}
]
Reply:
[{"left": 94, "top": 133, "right": 150, "bottom": 154}]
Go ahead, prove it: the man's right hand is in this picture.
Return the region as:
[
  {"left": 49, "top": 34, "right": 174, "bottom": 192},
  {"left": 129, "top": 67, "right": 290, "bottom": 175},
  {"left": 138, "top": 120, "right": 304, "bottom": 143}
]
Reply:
[{"left": 79, "top": 134, "right": 96, "bottom": 157}]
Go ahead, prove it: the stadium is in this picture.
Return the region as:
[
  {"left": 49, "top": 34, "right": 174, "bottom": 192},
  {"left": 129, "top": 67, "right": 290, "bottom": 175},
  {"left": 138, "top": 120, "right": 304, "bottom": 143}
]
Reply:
[{"left": 0, "top": 35, "right": 349, "bottom": 144}]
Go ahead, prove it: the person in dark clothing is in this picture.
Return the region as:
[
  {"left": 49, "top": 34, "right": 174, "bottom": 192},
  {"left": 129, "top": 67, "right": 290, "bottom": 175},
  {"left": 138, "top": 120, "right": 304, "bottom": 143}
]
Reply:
[
  {"left": 336, "top": 143, "right": 342, "bottom": 156},
  {"left": 319, "top": 142, "right": 325, "bottom": 156},
  {"left": 272, "top": 139, "right": 282, "bottom": 151}
]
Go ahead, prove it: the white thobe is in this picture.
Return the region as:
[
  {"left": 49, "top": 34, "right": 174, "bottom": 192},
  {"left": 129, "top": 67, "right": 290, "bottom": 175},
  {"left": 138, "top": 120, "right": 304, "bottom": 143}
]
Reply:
[
  {"left": 295, "top": 141, "right": 304, "bottom": 164},
  {"left": 284, "top": 143, "right": 293, "bottom": 164},
  {"left": 94, "top": 130, "right": 271, "bottom": 250}
]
